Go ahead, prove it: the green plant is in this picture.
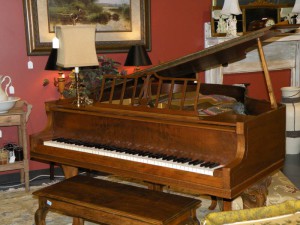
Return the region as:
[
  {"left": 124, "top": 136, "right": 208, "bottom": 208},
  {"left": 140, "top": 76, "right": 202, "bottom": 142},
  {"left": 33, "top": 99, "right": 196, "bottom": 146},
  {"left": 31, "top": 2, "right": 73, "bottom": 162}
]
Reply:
[{"left": 45, "top": 56, "right": 122, "bottom": 101}]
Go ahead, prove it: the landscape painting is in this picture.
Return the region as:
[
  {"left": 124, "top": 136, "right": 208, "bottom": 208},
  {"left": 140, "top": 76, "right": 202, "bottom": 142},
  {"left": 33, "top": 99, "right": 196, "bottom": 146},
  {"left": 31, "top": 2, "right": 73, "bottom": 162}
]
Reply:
[
  {"left": 48, "top": 0, "right": 131, "bottom": 33},
  {"left": 23, "top": 0, "right": 150, "bottom": 55}
]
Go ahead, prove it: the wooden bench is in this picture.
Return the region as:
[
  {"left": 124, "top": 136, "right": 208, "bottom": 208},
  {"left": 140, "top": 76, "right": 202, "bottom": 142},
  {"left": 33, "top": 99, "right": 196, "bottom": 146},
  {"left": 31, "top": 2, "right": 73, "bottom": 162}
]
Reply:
[{"left": 33, "top": 175, "right": 201, "bottom": 225}]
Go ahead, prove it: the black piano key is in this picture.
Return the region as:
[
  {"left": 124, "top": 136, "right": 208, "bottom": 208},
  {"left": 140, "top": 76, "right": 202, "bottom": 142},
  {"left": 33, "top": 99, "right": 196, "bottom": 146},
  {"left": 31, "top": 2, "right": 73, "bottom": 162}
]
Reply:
[
  {"left": 200, "top": 161, "right": 220, "bottom": 168},
  {"left": 163, "top": 155, "right": 176, "bottom": 161},
  {"left": 200, "top": 161, "right": 211, "bottom": 167},
  {"left": 54, "top": 137, "right": 66, "bottom": 143},
  {"left": 188, "top": 160, "right": 204, "bottom": 165},
  {"left": 208, "top": 162, "right": 220, "bottom": 168},
  {"left": 174, "top": 157, "right": 185, "bottom": 163},
  {"left": 107, "top": 146, "right": 119, "bottom": 151},
  {"left": 152, "top": 154, "right": 164, "bottom": 159},
  {"left": 116, "top": 148, "right": 127, "bottom": 153},
  {"left": 128, "top": 150, "right": 139, "bottom": 155},
  {"left": 162, "top": 155, "right": 171, "bottom": 160},
  {"left": 157, "top": 154, "right": 168, "bottom": 159},
  {"left": 138, "top": 151, "right": 150, "bottom": 156},
  {"left": 168, "top": 156, "right": 179, "bottom": 161},
  {"left": 180, "top": 158, "right": 193, "bottom": 163}
]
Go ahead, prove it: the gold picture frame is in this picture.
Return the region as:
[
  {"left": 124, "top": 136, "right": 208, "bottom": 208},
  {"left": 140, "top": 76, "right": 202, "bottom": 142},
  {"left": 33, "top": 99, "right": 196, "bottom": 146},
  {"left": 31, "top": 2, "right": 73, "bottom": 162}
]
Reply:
[{"left": 23, "top": 0, "right": 151, "bottom": 55}]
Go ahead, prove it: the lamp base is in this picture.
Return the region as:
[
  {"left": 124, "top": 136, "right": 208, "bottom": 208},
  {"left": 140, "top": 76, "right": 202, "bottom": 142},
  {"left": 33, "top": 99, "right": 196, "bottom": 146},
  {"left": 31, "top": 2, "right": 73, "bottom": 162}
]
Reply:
[
  {"left": 73, "top": 70, "right": 93, "bottom": 107},
  {"left": 226, "top": 15, "right": 238, "bottom": 37},
  {"left": 73, "top": 96, "right": 93, "bottom": 107},
  {"left": 57, "top": 77, "right": 65, "bottom": 100}
]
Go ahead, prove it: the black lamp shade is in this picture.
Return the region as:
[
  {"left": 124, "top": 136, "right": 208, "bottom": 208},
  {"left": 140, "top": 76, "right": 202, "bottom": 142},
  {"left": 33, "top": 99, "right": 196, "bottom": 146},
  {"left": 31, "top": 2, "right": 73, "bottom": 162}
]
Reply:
[
  {"left": 124, "top": 45, "right": 152, "bottom": 66},
  {"left": 45, "top": 48, "right": 62, "bottom": 71}
]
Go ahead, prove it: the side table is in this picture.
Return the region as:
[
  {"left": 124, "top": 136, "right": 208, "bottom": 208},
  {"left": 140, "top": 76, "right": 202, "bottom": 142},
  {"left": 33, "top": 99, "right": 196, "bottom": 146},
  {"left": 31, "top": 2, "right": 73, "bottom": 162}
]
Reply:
[{"left": 0, "top": 100, "right": 32, "bottom": 191}]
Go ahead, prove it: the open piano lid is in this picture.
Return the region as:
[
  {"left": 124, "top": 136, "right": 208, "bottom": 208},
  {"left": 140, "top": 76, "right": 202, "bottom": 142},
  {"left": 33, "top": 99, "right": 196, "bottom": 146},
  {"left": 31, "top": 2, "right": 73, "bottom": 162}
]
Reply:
[
  {"left": 99, "top": 25, "right": 299, "bottom": 111},
  {"left": 131, "top": 25, "right": 298, "bottom": 78}
]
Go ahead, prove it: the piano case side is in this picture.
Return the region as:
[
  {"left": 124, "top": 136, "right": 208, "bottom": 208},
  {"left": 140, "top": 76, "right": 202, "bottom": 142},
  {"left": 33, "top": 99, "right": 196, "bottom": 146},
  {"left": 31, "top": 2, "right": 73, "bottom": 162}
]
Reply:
[
  {"left": 30, "top": 100, "right": 58, "bottom": 153},
  {"left": 223, "top": 103, "right": 285, "bottom": 198}
]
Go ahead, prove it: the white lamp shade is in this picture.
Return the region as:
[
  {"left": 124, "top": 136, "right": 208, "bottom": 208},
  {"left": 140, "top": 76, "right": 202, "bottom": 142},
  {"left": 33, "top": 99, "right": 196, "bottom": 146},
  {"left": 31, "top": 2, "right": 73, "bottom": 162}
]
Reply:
[
  {"left": 221, "top": 0, "right": 242, "bottom": 15},
  {"left": 292, "top": 0, "right": 300, "bottom": 13},
  {"left": 56, "top": 25, "right": 99, "bottom": 68}
]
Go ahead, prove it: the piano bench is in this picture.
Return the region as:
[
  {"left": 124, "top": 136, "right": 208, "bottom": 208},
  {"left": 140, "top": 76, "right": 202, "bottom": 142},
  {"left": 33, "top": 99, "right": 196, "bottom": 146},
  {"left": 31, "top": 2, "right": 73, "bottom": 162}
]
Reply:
[{"left": 33, "top": 175, "right": 201, "bottom": 225}]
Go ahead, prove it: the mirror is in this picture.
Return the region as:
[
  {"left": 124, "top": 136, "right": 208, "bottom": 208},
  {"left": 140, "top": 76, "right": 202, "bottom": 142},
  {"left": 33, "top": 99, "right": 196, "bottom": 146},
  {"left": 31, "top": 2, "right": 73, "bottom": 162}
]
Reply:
[
  {"left": 211, "top": 0, "right": 295, "bottom": 36},
  {"left": 213, "top": 0, "right": 295, "bottom": 7}
]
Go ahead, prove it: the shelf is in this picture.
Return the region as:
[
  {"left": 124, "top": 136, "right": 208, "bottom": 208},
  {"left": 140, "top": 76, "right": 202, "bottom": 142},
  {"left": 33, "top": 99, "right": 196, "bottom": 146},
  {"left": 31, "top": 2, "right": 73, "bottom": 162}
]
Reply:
[
  {"left": 0, "top": 100, "right": 31, "bottom": 192},
  {"left": 0, "top": 161, "right": 26, "bottom": 172}
]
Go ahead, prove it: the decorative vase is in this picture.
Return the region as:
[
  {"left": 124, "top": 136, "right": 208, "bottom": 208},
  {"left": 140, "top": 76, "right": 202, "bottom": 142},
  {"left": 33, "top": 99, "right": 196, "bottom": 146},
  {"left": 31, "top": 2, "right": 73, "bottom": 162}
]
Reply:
[
  {"left": 0, "top": 75, "right": 12, "bottom": 102},
  {"left": 281, "top": 86, "right": 300, "bottom": 155}
]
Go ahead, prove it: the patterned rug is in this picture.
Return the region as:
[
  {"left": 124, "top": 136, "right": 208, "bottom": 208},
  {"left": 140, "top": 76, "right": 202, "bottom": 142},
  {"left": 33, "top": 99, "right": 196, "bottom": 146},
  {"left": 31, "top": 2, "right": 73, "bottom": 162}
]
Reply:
[{"left": 0, "top": 176, "right": 218, "bottom": 225}]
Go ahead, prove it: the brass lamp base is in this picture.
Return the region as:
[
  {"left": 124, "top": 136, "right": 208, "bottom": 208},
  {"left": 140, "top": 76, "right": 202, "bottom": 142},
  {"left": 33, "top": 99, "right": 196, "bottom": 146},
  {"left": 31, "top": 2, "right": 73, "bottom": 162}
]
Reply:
[
  {"left": 74, "top": 71, "right": 82, "bottom": 107},
  {"left": 57, "top": 77, "right": 65, "bottom": 100}
]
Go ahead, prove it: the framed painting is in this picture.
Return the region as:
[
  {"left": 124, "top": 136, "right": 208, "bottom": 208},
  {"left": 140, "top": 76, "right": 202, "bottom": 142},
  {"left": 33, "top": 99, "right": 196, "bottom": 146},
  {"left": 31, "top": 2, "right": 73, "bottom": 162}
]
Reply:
[{"left": 23, "top": 0, "right": 151, "bottom": 55}]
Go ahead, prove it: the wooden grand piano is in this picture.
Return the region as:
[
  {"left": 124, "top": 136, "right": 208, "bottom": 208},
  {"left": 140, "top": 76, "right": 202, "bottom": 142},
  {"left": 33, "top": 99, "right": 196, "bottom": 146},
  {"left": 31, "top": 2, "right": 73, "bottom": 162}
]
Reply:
[{"left": 31, "top": 26, "right": 295, "bottom": 211}]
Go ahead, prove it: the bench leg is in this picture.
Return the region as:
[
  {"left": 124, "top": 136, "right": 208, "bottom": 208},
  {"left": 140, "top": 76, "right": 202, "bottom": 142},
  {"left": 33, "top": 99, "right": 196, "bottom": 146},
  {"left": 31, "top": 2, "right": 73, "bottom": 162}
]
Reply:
[
  {"left": 191, "top": 209, "right": 200, "bottom": 225},
  {"left": 35, "top": 199, "right": 49, "bottom": 225},
  {"left": 73, "top": 217, "right": 84, "bottom": 225}
]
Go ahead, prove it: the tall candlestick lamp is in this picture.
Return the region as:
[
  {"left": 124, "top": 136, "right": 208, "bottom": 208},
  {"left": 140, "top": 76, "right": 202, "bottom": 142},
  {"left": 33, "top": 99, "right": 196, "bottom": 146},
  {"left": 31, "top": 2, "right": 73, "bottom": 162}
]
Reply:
[{"left": 55, "top": 25, "right": 99, "bottom": 107}]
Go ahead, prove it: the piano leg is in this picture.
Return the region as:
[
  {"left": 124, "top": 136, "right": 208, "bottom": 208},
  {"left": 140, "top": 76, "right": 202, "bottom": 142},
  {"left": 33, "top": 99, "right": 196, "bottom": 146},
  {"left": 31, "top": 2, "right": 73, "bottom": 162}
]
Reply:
[
  {"left": 61, "top": 165, "right": 79, "bottom": 178},
  {"left": 72, "top": 218, "right": 84, "bottom": 225},
  {"left": 223, "top": 199, "right": 233, "bottom": 211},
  {"left": 208, "top": 196, "right": 217, "bottom": 210}
]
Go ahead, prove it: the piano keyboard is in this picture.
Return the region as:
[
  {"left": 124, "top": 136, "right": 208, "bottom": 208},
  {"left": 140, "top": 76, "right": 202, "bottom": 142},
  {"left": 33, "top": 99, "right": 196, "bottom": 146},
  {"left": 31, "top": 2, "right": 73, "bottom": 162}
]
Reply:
[{"left": 44, "top": 138, "right": 223, "bottom": 176}]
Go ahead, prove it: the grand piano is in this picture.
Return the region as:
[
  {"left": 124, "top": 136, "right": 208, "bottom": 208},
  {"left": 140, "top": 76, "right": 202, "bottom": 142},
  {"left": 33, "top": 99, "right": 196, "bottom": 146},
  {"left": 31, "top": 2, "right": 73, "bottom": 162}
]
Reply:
[{"left": 30, "top": 26, "right": 294, "bottom": 211}]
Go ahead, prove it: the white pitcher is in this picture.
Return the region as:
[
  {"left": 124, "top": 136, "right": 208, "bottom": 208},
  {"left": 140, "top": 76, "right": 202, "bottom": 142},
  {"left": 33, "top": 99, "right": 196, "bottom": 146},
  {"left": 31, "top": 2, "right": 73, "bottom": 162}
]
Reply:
[{"left": 0, "top": 75, "right": 12, "bottom": 102}]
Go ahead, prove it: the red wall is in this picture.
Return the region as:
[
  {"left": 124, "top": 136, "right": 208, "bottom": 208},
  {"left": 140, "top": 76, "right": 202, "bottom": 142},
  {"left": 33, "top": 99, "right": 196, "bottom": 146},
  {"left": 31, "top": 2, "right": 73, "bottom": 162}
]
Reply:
[{"left": 0, "top": 0, "right": 290, "bottom": 173}]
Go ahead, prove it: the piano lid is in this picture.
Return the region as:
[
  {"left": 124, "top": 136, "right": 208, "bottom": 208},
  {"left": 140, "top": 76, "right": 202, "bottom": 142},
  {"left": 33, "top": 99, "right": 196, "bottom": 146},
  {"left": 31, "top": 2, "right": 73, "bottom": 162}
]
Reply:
[{"left": 132, "top": 25, "right": 298, "bottom": 77}]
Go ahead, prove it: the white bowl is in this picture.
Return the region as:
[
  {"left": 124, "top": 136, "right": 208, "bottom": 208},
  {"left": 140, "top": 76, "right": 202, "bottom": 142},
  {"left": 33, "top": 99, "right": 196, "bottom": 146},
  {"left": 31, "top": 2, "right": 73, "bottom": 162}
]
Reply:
[{"left": 0, "top": 97, "right": 20, "bottom": 113}]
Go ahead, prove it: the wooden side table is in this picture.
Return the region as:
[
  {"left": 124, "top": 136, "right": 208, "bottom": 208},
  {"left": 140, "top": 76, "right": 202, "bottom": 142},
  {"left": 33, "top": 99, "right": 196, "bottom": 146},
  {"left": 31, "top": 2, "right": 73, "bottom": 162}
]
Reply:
[{"left": 0, "top": 100, "right": 31, "bottom": 191}]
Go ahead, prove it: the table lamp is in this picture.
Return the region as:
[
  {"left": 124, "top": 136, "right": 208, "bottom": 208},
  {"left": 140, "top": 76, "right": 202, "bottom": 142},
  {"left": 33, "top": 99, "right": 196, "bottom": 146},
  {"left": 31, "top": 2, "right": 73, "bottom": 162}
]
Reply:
[
  {"left": 45, "top": 48, "right": 69, "bottom": 100},
  {"left": 292, "top": 0, "right": 300, "bottom": 24},
  {"left": 220, "top": 0, "right": 242, "bottom": 36},
  {"left": 55, "top": 25, "right": 99, "bottom": 107},
  {"left": 124, "top": 45, "right": 152, "bottom": 71}
]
